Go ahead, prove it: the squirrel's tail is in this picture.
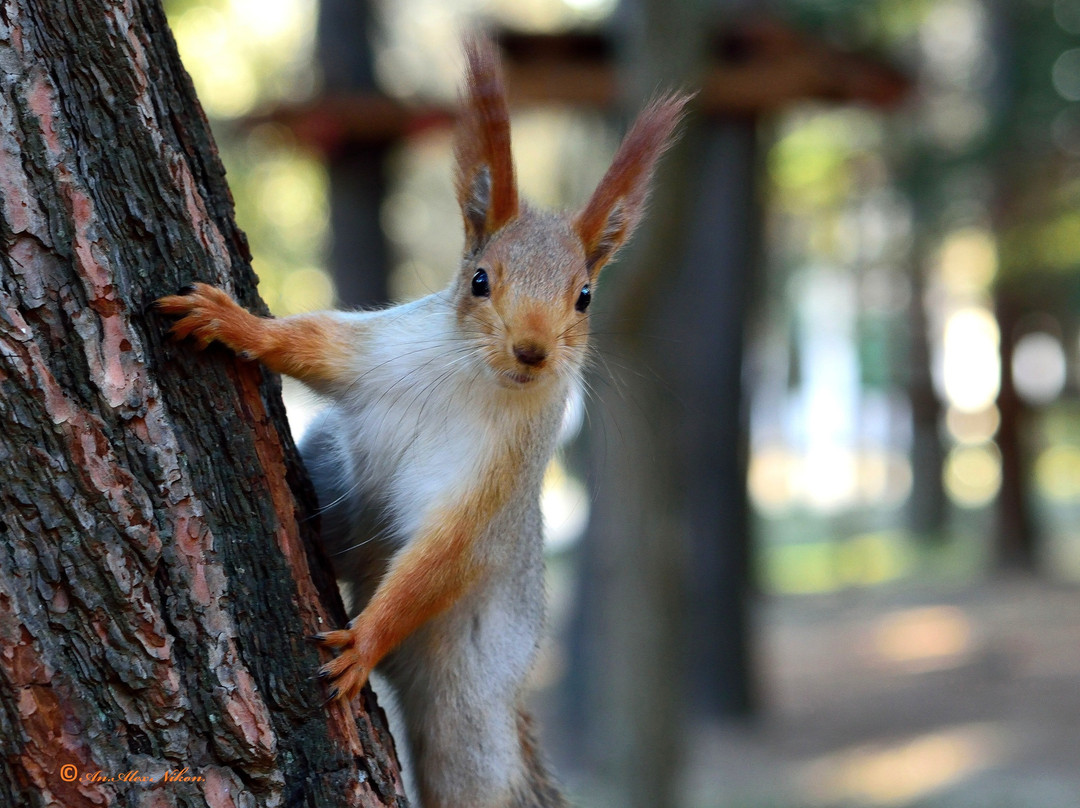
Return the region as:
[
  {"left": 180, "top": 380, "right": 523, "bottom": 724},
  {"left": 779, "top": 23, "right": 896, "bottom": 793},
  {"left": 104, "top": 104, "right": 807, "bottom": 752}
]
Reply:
[{"left": 512, "top": 707, "right": 569, "bottom": 808}]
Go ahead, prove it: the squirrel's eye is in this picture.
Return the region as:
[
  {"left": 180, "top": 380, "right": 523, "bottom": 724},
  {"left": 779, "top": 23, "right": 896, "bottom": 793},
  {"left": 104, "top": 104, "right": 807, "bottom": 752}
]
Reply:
[
  {"left": 471, "top": 269, "right": 490, "bottom": 298},
  {"left": 575, "top": 284, "right": 591, "bottom": 312}
]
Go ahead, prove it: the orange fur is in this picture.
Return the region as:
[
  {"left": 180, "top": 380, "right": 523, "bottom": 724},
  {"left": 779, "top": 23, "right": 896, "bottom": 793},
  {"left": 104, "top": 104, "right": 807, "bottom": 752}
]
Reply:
[
  {"left": 454, "top": 36, "right": 519, "bottom": 249},
  {"left": 575, "top": 93, "right": 693, "bottom": 274},
  {"left": 157, "top": 283, "right": 355, "bottom": 388},
  {"left": 317, "top": 455, "right": 517, "bottom": 701}
]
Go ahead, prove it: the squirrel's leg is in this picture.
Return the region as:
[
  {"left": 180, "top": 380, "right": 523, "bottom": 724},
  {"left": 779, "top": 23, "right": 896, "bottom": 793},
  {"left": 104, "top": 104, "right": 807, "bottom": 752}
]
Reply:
[
  {"left": 156, "top": 283, "right": 357, "bottom": 389},
  {"left": 316, "top": 480, "right": 511, "bottom": 701},
  {"left": 387, "top": 547, "right": 561, "bottom": 808}
]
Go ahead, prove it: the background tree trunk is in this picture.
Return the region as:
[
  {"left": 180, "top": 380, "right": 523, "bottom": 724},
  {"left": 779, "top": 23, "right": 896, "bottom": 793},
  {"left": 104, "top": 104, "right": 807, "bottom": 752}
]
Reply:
[
  {"left": 0, "top": 1, "right": 405, "bottom": 805},
  {"left": 565, "top": 3, "right": 757, "bottom": 807},
  {"left": 316, "top": 0, "right": 392, "bottom": 309}
]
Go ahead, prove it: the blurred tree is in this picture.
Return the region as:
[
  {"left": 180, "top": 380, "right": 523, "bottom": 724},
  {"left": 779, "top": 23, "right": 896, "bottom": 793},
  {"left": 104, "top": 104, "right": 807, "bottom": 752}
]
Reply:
[
  {"left": 0, "top": 1, "right": 404, "bottom": 804},
  {"left": 904, "top": 188, "right": 949, "bottom": 543},
  {"left": 566, "top": 4, "right": 911, "bottom": 802},
  {"left": 996, "top": 285, "right": 1038, "bottom": 567},
  {"left": 569, "top": 3, "right": 755, "bottom": 808},
  {"left": 991, "top": 0, "right": 1073, "bottom": 570},
  {"left": 316, "top": 0, "right": 392, "bottom": 308}
]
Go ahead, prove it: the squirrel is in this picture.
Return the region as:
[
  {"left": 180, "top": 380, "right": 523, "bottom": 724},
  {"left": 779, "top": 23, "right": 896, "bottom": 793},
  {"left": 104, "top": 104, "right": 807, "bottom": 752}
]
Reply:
[{"left": 157, "top": 36, "right": 688, "bottom": 808}]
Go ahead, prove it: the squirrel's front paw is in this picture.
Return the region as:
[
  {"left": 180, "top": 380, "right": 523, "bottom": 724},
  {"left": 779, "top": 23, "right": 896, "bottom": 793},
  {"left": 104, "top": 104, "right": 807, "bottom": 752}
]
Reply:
[
  {"left": 315, "top": 628, "right": 372, "bottom": 702},
  {"left": 156, "top": 283, "right": 254, "bottom": 353}
]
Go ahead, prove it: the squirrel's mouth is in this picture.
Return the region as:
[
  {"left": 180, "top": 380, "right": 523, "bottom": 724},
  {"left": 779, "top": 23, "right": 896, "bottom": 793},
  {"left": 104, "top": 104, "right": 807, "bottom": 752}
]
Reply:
[{"left": 497, "top": 369, "right": 536, "bottom": 387}]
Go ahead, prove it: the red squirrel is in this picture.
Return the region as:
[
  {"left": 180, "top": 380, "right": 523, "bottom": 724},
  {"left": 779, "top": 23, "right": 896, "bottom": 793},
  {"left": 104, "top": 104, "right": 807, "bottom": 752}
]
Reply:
[{"left": 158, "top": 36, "right": 688, "bottom": 808}]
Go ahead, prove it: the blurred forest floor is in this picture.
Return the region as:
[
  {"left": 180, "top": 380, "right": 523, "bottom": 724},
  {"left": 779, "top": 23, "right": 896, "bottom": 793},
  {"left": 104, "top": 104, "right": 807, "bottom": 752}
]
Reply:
[{"left": 678, "top": 577, "right": 1080, "bottom": 808}]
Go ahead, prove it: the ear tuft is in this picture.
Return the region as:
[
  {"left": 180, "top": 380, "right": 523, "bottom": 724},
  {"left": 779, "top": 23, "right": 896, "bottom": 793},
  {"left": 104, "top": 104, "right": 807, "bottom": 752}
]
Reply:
[
  {"left": 584, "top": 200, "right": 627, "bottom": 270},
  {"left": 575, "top": 93, "right": 693, "bottom": 275},
  {"left": 454, "top": 35, "right": 519, "bottom": 254},
  {"left": 462, "top": 165, "right": 493, "bottom": 247}
]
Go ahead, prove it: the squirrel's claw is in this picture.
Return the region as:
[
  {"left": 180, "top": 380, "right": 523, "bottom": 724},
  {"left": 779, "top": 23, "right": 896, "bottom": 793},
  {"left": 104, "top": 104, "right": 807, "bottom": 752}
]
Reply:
[
  {"left": 155, "top": 282, "right": 214, "bottom": 315},
  {"left": 317, "top": 659, "right": 369, "bottom": 703},
  {"left": 316, "top": 628, "right": 371, "bottom": 702},
  {"left": 313, "top": 628, "right": 353, "bottom": 649},
  {"left": 155, "top": 283, "right": 248, "bottom": 352}
]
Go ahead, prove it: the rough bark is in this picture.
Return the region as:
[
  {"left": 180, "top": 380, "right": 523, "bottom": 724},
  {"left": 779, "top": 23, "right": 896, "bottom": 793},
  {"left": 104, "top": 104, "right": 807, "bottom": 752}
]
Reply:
[{"left": 0, "top": 1, "right": 405, "bottom": 806}]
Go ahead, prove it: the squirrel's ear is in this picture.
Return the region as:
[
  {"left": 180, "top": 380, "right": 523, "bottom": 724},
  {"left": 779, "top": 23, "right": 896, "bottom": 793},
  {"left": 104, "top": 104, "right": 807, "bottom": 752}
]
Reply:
[
  {"left": 454, "top": 36, "right": 519, "bottom": 255},
  {"left": 575, "top": 93, "right": 692, "bottom": 277}
]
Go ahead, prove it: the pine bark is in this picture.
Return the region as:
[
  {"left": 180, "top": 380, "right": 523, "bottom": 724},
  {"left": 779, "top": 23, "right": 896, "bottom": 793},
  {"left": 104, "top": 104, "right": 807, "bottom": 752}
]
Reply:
[{"left": 0, "top": 1, "right": 405, "bottom": 806}]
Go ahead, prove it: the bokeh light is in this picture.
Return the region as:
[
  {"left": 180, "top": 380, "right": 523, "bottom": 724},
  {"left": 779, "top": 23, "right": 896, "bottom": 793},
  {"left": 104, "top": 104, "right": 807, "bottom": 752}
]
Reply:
[
  {"left": 1034, "top": 444, "right": 1080, "bottom": 502},
  {"left": 944, "top": 443, "right": 1002, "bottom": 508},
  {"left": 945, "top": 404, "right": 1000, "bottom": 445},
  {"left": 170, "top": 0, "right": 315, "bottom": 119},
  {"left": 801, "top": 723, "right": 1003, "bottom": 806},
  {"left": 1052, "top": 48, "right": 1080, "bottom": 102},
  {"left": 167, "top": 0, "right": 330, "bottom": 318},
  {"left": 937, "top": 227, "right": 997, "bottom": 293},
  {"left": 1012, "top": 331, "right": 1067, "bottom": 406},
  {"left": 942, "top": 307, "right": 1001, "bottom": 413},
  {"left": 872, "top": 606, "right": 975, "bottom": 673}
]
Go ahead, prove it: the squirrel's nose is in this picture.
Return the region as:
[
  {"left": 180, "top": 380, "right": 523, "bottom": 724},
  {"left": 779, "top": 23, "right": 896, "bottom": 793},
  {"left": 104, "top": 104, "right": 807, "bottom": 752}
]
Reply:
[{"left": 513, "top": 342, "right": 548, "bottom": 367}]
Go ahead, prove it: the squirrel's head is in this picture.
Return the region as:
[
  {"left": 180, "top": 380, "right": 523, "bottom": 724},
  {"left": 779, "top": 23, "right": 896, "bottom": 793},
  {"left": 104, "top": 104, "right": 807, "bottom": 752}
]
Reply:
[{"left": 449, "top": 36, "right": 690, "bottom": 391}]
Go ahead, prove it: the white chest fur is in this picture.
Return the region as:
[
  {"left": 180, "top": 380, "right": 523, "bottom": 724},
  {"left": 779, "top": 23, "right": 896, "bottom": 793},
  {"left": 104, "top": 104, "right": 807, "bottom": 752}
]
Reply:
[{"left": 333, "top": 294, "right": 567, "bottom": 548}]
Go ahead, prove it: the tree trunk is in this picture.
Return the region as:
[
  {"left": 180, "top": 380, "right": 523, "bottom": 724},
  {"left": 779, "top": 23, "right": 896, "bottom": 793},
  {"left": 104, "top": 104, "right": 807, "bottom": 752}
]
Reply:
[
  {"left": 566, "top": 4, "right": 757, "bottom": 807},
  {"left": 316, "top": 0, "right": 391, "bottom": 309},
  {"left": 0, "top": 1, "right": 405, "bottom": 806},
  {"left": 994, "top": 287, "right": 1037, "bottom": 569}
]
